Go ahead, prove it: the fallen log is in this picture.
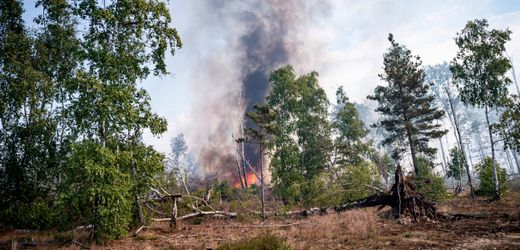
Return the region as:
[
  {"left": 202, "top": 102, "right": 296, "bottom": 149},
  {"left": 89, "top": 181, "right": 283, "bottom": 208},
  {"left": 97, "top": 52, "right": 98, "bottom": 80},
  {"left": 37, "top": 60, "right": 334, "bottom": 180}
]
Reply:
[
  {"left": 337, "top": 165, "right": 437, "bottom": 221},
  {"left": 153, "top": 210, "right": 237, "bottom": 222},
  {"left": 179, "top": 210, "right": 237, "bottom": 220},
  {"left": 335, "top": 165, "right": 438, "bottom": 221},
  {"left": 274, "top": 165, "right": 438, "bottom": 221}
]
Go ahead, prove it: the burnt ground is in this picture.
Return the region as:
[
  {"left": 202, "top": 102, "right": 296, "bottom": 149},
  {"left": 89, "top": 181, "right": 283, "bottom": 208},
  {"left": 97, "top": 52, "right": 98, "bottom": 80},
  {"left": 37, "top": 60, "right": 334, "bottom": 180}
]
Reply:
[{"left": 1, "top": 192, "right": 520, "bottom": 250}]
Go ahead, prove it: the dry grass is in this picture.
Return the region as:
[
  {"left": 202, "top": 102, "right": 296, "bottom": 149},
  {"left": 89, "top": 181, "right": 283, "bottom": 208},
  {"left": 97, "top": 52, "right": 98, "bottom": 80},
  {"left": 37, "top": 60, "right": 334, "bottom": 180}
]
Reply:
[
  {"left": 2, "top": 192, "right": 520, "bottom": 249},
  {"left": 281, "top": 208, "right": 383, "bottom": 249},
  {"left": 295, "top": 208, "right": 380, "bottom": 242}
]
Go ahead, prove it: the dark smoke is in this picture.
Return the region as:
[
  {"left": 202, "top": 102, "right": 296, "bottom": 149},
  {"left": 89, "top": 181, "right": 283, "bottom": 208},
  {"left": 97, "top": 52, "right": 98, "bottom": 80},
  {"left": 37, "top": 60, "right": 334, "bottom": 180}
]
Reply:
[
  {"left": 239, "top": 3, "right": 296, "bottom": 167},
  {"left": 183, "top": 0, "right": 331, "bottom": 182}
]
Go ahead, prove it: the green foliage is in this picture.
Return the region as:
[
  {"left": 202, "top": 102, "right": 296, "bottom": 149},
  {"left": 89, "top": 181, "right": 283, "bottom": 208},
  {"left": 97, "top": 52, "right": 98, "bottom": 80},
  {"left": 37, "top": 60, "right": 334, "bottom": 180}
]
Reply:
[
  {"left": 451, "top": 19, "right": 512, "bottom": 199},
  {"left": 497, "top": 95, "right": 520, "bottom": 151},
  {"left": 337, "top": 161, "right": 381, "bottom": 201},
  {"left": 446, "top": 147, "right": 465, "bottom": 181},
  {"left": 475, "top": 157, "right": 508, "bottom": 196},
  {"left": 451, "top": 19, "right": 512, "bottom": 109},
  {"left": 60, "top": 141, "right": 132, "bottom": 241},
  {"left": 212, "top": 180, "right": 236, "bottom": 202},
  {"left": 368, "top": 34, "right": 447, "bottom": 174},
  {"left": 370, "top": 151, "right": 395, "bottom": 187},
  {"left": 332, "top": 86, "right": 371, "bottom": 166},
  {"left": 266, "top": 65, "right": 332, "bottom": 204},
  {"left": 0, "top": 0, "right": 180, "bottom": 240},
  {"left": 217, "top": 233, "right": 292, "bottom": 250},
  {"left": 0, "top": 200, "right": 60, "bottom": 230},
  {"left": 414, "top": 157, "right": 449, "bottom": 202},
  {"left": 298, "top": 162, "right": 381, "bottom": 207}
]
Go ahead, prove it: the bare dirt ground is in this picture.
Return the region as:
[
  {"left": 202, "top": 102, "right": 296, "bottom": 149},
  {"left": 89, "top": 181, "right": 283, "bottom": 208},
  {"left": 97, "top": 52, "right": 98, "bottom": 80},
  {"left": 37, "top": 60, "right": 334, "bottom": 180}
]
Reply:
[{"left": 2, "top": 192, "right": 520, "bottom": 249}]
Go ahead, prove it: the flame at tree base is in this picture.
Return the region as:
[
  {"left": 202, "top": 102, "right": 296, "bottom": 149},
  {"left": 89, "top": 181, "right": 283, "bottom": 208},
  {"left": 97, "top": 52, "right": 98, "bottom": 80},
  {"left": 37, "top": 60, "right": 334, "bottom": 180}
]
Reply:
[{"left": 234, "top": 172, "right": 257, "bottom": 188}]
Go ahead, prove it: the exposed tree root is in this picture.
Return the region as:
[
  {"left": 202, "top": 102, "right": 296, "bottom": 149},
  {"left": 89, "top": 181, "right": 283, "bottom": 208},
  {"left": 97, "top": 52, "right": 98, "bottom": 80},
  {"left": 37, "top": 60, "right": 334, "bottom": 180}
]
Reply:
[{"left": 283, "top": 165, "right": 438, "bottom": 221}]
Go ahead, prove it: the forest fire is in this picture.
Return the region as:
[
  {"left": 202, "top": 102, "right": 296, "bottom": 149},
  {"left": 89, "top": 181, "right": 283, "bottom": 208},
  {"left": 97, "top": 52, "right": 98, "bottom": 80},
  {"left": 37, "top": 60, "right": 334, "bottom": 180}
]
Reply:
[{"left": 234, "top": 172, "right": 258, "bottom": 188}]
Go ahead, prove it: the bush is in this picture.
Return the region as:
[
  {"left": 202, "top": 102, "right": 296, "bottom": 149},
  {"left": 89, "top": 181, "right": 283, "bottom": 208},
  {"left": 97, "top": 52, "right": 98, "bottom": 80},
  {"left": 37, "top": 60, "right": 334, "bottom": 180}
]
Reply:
[
  {"left": 217, "top": 233, "right": 291, "bottom": 250},
  {"left": 300, "top": 161, "right": 381, "bottom": 208},
  {"left": 337, "top": 161, "right": 381, "bottom": 201},
  {"left": 59, "top": 141, "right": 133, "bottom": 242},
  {"left": 414, "top": 157, "right": 449, "bottom": 202},
  {"left": 0, "top": 200, "right": 60, "bottom": 230},
  {"left": 475, "top": 157, "right": 508, "bottom": 196}
]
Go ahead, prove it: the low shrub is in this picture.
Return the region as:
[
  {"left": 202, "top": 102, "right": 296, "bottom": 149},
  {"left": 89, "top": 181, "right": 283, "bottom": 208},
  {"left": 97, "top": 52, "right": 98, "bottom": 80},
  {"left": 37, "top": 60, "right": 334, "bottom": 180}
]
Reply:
[
  {"left": 0, "top": 200, "right": 60, "bottom": 230},
  {"left": 414, "top": 157, "right": 449, "bottom": 202},
  {"left": 475, "top": 157, "right": 508, "bottom": 196}
]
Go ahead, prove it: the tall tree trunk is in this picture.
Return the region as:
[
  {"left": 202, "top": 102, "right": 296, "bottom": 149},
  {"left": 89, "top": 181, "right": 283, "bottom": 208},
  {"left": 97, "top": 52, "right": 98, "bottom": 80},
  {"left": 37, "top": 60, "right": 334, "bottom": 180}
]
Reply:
[
  {"left": 444, "top": 134, "right": 456, "bottom": 189},
  {"left": 445, "top": 87, "right": 475, "bottom": 202},
  {"left": 484, "top": 106, "right": 500, "bottom": 200},
  {"left": 232, "top": 134, "right": 245, "bottom": 188},
  {"left": 512, "top": 150, "right": 520, "bottom": 174},
  {"left": 466, "top": 144, "right": 474, "bottom": 171},
  {"left": 236, "top": 161, "right": 245, "bottom": 189},
  {"left": 505, "top": 148, "right": 514, "bottom": 173},
  {"left": 510, "top": 56, "right": 520, "bottom": 95},
  {"left": 475, "top": 132, "right": 485, "bottom": 162},
  {"left": 405, "top": 123, "right": 418, "bottom": 175},
  {"left": 439, "top": 137, "right": 448, "bottom": 176},
  {"left": 260, "top": 144, "right": 266, "bottom": 220},
  {"left": 507, "top": 57, "right": 520, "bottom": 174},
  {"left": 241, "top": 123, "right": 248, "bottom": 188}
]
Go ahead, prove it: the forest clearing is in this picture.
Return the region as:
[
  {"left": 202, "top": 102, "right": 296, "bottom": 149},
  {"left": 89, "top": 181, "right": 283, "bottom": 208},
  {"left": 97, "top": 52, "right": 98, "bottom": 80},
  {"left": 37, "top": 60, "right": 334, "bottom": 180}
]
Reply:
[
  {"left": 2, "top": 1, "right": 520, "bottom": 249},
  {"left": 2, "top": 186, "right": 520, "bottom": 249}
]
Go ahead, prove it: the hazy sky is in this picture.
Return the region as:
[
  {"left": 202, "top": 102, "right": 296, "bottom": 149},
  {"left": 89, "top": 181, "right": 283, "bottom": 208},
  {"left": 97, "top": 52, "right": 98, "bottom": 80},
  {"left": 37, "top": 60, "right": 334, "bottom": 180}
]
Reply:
[{"left": 22, "top": 0, "right": 520, "bottom": 155}]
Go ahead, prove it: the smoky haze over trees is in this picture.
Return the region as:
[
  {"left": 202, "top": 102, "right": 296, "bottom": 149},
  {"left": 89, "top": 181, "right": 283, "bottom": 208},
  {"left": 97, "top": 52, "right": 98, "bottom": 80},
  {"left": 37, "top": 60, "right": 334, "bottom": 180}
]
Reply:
[
  {"left": 2, "top": 1, "right": 520, "bottom": 246},
  {"left": 170, "top": 0, "right": 334, "bottom": 181}
]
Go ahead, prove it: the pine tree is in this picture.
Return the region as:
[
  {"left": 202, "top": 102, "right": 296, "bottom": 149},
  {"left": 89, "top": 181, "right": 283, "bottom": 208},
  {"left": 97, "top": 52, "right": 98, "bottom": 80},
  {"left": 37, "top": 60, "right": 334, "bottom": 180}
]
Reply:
[
  {"left": 368, "top": 34, "right": 447, "bottom": 175},
  {"left": 246, "top": 104, "right": 278, "bottom": 220}
]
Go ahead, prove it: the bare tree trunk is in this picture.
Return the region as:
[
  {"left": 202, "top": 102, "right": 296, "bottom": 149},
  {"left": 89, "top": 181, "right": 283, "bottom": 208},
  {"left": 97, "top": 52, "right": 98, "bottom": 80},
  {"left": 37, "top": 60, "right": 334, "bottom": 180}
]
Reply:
[
  {"left": 260, "top": 144, "right": 266, "bottom": 220},
  {"left": 505, "top": 148, "right": 514, "bottom": 173},
  {"left": 466, "top": 144, "right": 474, "bottom": 171},
  {"left": 439, "top": 137, "right": 448, "bottom": 176},
  {"left": 445, "top": 87, "right": 475, "bottom": 202},
  {"left": 510, "top": 56, "right": 520, "bottom": 95},
  {"left": 404, "top": 122, "right": 418, "bottom": 175},
  {"left": 506, "top": 57, "right": 520, "bottom": 174},
  {"left": 484, "top": 106, "right": 500, "bottom": 200},
  {"left": 241, "top": 123, "right": 248, "bottom": 188},
  {"left": 512, "top": 150, "right": 520, "bottom": 174},
  {"left": 235, "top": 157, "right": 245, "bottom": 188},
  {"left": 170, "top": 197, "right": 178, "bottom": 230},
  {"left": 475, "top": 132, "right": 485, "bottom": 162}
]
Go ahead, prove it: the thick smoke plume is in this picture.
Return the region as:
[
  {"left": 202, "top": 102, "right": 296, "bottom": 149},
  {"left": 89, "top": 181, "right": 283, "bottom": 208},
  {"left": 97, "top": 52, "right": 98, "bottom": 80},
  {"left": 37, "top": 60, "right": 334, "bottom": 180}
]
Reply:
[{"left": 181, "top": 0, "right": 331, "bottom": 182}]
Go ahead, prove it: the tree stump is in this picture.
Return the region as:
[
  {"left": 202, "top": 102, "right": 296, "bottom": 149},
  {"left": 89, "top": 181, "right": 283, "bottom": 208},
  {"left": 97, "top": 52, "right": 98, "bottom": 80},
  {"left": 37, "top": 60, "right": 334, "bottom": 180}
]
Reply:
[{"left": 160, "top": 194, "right": 182, "bottom": 231}]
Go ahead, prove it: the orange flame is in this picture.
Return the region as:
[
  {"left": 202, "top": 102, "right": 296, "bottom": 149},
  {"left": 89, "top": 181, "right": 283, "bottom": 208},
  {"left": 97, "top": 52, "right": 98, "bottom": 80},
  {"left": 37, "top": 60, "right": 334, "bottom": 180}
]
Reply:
[{"left": 234, "top": 173, "right": 258, "bottom": 188}]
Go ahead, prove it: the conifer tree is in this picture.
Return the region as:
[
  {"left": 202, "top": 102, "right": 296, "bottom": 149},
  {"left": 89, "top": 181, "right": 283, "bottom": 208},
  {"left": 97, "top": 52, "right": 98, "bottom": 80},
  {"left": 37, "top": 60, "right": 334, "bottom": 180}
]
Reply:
[{"left": 368, "top": 34, "right": 447, "bottom": 175}]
